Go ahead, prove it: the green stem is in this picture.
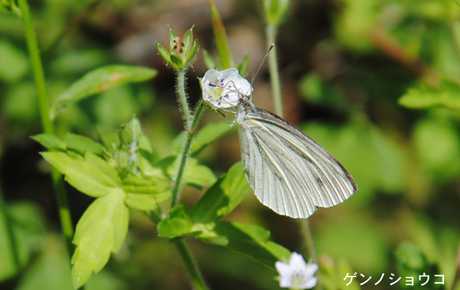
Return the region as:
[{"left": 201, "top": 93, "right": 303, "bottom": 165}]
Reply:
[
  {"left": 0, "top": 187, "right": 21, "bottom": 270},
  {"left": 171, "top": 101, "right": 205, "bottom": 207},
  {"left": 300, "top": 219, "right": 322, "bottom": 290},
  {"left": 177, "top": 68, "right": 192, "bottom": 128},
  {"left": 18, "top": 0, "right": 74, "bottom": 254},
  {"left": 266, "top": 23, "right": 283, "bottom": 117},
  {"left": 174, "top": 238, "right": 209, "bottom": 290}
]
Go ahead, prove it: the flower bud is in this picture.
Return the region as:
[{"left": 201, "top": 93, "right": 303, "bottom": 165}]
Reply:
[{"left": 156, "top": 25, "right": 199, "bottom": 69}]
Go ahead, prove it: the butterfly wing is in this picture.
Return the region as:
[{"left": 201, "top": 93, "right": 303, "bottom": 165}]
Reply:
[{"left": 237, "top": 107, "right": 357, "bottom": 218}]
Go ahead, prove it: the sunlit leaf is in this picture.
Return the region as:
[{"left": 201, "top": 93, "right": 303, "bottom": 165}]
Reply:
[
  {"left": 71, "top": 188, "right": 129, "bottom": 289},
  {"left": 31, "top": 133, "right": 66, "bottom": 150},
  {"left": 399, "top": 79, "right": 460, "bottom": 110},
  {"left": 50, "top": 65, "right": 157, "bottom": 119},
  {"left": 41, "top": 152, "right": 120, "bottom": 197},
  {"left": 64, "top": 132, "right": 104, "bottom": 155},
  {"left": 156, "top": 156, "right": 217, "bottom": 189}
]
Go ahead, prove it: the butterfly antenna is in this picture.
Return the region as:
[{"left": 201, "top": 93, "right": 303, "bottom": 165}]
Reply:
[{"left": 251, "top": 43, "right": 274, "bottom": 86}]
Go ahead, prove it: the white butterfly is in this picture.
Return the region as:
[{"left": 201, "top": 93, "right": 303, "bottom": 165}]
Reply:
[{"left": 202, "top": 68, "right": 357, "bottom": 218}]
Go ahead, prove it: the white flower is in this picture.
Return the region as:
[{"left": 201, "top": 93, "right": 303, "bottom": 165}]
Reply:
[
  {"left": 275, "top": 252, "right": 318, "bottom": 289},
  {"left": 201, "top": 68, "right": 253, "bottom": 109}
]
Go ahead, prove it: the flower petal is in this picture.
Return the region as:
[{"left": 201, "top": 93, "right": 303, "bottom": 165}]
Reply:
[
  {"left": 304, "top": 263, "right": 319, "bottom": 278},
  {"left": 275, "top": 261, "right": 292, "bottom": 278},
  {"left": 301, "top": 277, "right": 317, "bottom": 289},
  {"left": 289, "top": 252, "right": 307, "bottom": 271}
]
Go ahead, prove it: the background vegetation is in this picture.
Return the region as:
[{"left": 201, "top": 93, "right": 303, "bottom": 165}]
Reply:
[{"left": 0, "top": 0, "right": 459, "bottom": 289}]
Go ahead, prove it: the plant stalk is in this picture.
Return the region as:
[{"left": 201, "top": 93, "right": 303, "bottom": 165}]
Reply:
[
  {"left": 18, "top": 0, "right": 74, "bottom": 254},
  {"left": 177, "top": 68, "right": 192, "bottom": 128},
  {"left": 266, "top": 23, "right": 283, "bottom": 116},
  {"left": 174, "top": 238, "right": 209, "bottom": 290},
  {"left": 171, "top": 101, "right": 204, "bottom": 207}
]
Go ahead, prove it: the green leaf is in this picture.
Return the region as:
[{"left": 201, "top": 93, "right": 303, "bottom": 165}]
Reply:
[
  {"left": 15, "top": 237, "right": 73, "bottom": 290},
  {"left": 124, "top": 191, "right": 170, "bottom": 211},
  {"left": 192, "top": 162, "right": 249, "bottom": 223},
  {"left": 31, "top": 133, "right": 66, "bottom": 150},
  {"left": 202, "top": 49, "right": 218, "bottom": 70},
  {"left": 50, "top": 65, "right": 157, "bottom": 119},
  {"left": 71, "top": 188, "right": 129, "bottom": 289},
  {"left": 0, "top": 39, "right": 28, "bottom": 82},
  {"left": 157, "top": 205, "right": 194, "bottom": 238},
  {"left": 172, "top": 122, "right": 234, "bottom": 156},
  {"left": 197, "top": 222, "right": 291, "bottom": 269},
  {"left": 41, "top": 152, "right": 119, "bottom": 197},
  {"left": 64, "top": 132, "right": 104, "bottom": 155},
  {"left": 156, "top": 156, "right": 217, "bottom": 189},
  {"left": 209, "top": 0, "right": 234, "bottom": 68},
  {"left": 395, "top": 243, "right": 443, "bottom": 290},
  {"left": 236, "top": 52, "right": 250, "bottom": 77},
  {"left": 85, "top": 153, "right": 121, "bottom": 185},
  {"left": 122, "top": 174, "right": 170, "bottom": 195},
  {"left": 157, "top": 41, "right": 172, "bottom": 64},
  {"left": 399, "top": 79, "right": 460, "bottom": 110}
]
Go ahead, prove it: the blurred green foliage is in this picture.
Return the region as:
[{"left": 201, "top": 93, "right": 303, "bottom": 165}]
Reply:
[{"left": 1, "top": 0, "right": 460, "bottom": 289}]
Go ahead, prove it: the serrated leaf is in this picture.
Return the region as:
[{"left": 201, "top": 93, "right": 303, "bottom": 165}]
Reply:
[
  {"left": 156, "top": 156, "right": 217, "bottom": 189},
  {"left": 197, "top": 222, "right": 291, "bottom": 269},
  {"left": 71, "top": 188, "right": 129, "bottom": 289},
  {"left": 192, "top": 162, "right": 249, "bottom": 223},
  {"left": 157, "top": 205, "right": 194, "bottom": 238},
  {"left": 31, "top": 133, "right": 66, "bottom": 150},
  {"left": 50, "top": 65, "right": 157, "bottom": 119},
  {"left": 64, "top": 133, "right": 104, "bottom": 155},
  {"left": 399, "top": 79, "right": 460, "bottom": 110},
  {"left": 236, "top": 52, "right": 250, "bottom": 77},
  {"left": 41, "top": 152, "right": 119, "bottom": 197},
  {"left": 202, "top": 49, "right": 218, "bottom": 70},
  {"left": 172, "top": 122, "right": 234, "bottom": 156}
]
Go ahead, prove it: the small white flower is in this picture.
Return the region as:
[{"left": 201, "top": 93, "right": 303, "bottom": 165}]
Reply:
[
  {"left": 275, "top": 252, "right": 318, "bottom": 289},
  {"left": 201, "top": 68, "right": 253, "bottom": 109}
]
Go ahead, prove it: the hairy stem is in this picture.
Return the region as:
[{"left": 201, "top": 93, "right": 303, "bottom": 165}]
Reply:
[
  {"left": 266, "top": 23, "right": 283, "bottom": 116},
  {"left": 18, "top": 0, "right": 74, "bottom": 254},
  {"left": 171, "top": 101, "right": 204, "bottom": 207},
  {"left": 177, "top": 68, "right": 192, "bottom": 128}
]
